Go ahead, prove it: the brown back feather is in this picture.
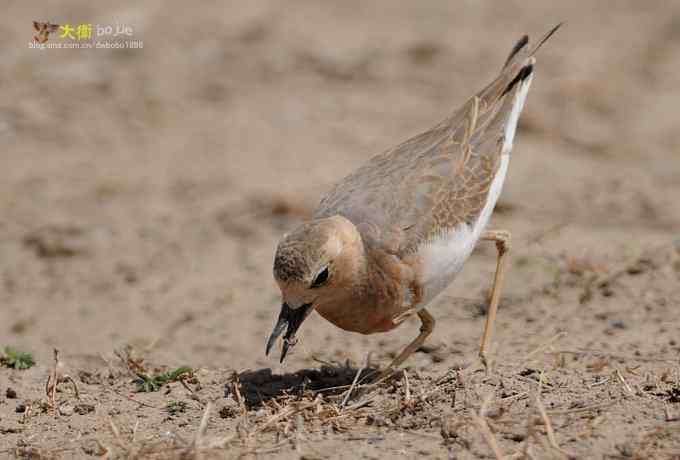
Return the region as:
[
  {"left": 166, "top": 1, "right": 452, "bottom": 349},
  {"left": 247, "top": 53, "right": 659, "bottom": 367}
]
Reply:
[{"left": 315, "top": 27, "right": 559, "bottom": 255}]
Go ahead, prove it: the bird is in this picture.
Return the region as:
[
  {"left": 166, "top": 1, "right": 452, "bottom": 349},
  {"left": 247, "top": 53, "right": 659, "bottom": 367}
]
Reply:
[{"left": 266, "top": 25, "right": 561, "bottom": 377}]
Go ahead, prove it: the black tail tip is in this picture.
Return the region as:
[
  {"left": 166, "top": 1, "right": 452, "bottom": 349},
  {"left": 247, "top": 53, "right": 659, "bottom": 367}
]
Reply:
[
  {"left": 505, "top": 34, "right": 529, "bottom": 66},
  {"left": 518, "top": 63, "right": 534, "bottom": 81},
  {"left": 502, "top": 64, "right": 534, "bottom": 96}
]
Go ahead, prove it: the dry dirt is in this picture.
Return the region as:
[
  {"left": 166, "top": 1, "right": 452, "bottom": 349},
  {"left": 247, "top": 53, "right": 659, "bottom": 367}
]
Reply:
[{"left": 2, "top": 1, "right": 680, "bottom": 459}]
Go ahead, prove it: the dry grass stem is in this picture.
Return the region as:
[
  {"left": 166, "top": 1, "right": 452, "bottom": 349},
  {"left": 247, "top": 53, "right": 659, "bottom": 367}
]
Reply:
[
  {"left": 340, "top": 354, "right": 369, "bottom": 409},
  {"left": 249, "top": 400, "right": 317, "bottom": 437},
  {"left": 403, "top": 370, "right": 412, "bottom": 406},
  {"left": 615, "top": 369, "right": 634, "bottom": 394},
  {"left": 107, "top": 387, "right": 158, "bottom": 409},
  {"left": 521, "top": 332, "right": 568, "bottom": 363},
  {"left": 471, "top": 410, "right": 504, "bottom": 460},
  {"left": 45, "top": 348, "right": 79, "bottom": 411},
  {"left": 535, "top": 394, "right": 576, "bottom": 459}
]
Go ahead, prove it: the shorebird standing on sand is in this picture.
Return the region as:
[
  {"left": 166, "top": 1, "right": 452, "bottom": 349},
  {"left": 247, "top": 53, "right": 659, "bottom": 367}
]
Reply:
[{"left": 266, "top": 25, "right": 561, "bottom": 377}]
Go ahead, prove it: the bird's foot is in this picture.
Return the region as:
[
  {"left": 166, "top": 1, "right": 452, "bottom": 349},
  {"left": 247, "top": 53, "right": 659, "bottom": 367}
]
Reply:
[{"left": 456, "top": 351, "right": 492, "bottom": 375}]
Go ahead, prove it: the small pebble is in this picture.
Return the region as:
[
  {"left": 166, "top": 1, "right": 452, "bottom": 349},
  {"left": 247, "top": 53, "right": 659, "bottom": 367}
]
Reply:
[
  {"left": 74, "top": 403, "right": 95, "bottom": 415},
  {"left": 219, "top": 405, "right": 236, "bottom": 419},
  {"left": 59, "top": 404, "right": 74, "bottom": 416},
  {"left": 6, "top": 388, "right": 17, "bottom": 399},
  {"left": 610, "top": 319, "right": 627, "bottom": 329}
]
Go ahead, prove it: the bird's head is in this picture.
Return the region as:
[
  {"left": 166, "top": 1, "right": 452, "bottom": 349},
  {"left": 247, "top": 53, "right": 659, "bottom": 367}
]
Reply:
[{"left": 266, "top": 215, "right": 364, "bottom": 362}]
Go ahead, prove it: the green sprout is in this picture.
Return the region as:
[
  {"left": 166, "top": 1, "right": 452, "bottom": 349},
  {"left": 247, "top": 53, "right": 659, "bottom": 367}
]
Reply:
[
  {"left": 134, "top": 366, "right": 192, "bottom": 392},
  {"left": 1, "top": 347, "right": 36, "bottom": 370}
]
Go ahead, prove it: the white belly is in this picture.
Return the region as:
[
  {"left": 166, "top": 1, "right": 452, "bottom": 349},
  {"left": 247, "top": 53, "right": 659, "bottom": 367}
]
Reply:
[
  {"left": 418, "top": 153, "right": 509, "bottom": 305},
  {"left": 414, "top": 72, "right": 532, "bottom": 308}
]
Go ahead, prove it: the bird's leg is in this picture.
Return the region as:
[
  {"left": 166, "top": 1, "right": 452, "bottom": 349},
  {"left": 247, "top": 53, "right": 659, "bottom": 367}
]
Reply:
[
  {"left": 374, "top": 309, "right": 435, "bottom": 382},
  {"left": 392, "top": 307, "right": 418, "bottom": 325},
  {"left": 478, "top": 229, "right": 511, "bottom": 370}
]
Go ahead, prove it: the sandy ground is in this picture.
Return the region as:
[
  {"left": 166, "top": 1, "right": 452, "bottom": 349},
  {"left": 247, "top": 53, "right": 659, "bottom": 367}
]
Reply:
[{"left": 1, "top": 1, "right": 680, "bottom": 458}]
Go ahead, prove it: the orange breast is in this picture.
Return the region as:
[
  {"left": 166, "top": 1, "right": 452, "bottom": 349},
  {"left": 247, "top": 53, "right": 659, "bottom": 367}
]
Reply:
[
  {"left": 314, "top": 247, "right": 423, "bottom": 335},
  {"left": 315, "top": 301, "right": 404, "bottom": 335}
]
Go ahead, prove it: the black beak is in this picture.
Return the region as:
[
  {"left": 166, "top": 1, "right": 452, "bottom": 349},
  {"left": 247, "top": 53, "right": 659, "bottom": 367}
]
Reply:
[{"left": 265, "top": 302, "right": 313, "bottom": 363}]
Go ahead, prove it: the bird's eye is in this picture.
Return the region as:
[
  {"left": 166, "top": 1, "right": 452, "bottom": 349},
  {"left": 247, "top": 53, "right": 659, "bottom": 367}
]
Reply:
[{"left": 311, "top": 266, "right": 329, "bottom": 288}]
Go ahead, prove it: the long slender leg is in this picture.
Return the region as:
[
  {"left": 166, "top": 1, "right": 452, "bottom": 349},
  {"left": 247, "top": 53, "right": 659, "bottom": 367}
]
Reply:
[
  {"left": 375, "top": 309, "right": 435, "bottom": 381},
  {"left": 478, "top": 229, "right": 511, "bottom": 369}
]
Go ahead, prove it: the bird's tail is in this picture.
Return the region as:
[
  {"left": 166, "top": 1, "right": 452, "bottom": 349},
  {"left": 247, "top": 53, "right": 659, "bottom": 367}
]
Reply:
[
  {"left": 455, "top": 24, "right": 561, "bottom": 154},
  {"left": 503, "top": 23, "right": 562, "bottom": 70},
  {"left": 488, "top": 23, "right": 562, "bottom": 103}
]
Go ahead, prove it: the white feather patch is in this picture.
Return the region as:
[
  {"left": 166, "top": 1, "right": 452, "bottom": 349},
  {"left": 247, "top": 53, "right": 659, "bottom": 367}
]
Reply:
[
  {"left": 502, "top": 72, "right": 533, "bottom": 153},
  {"left": 417, "top": 73, "right": 532, "bottom": 307},
  {"left": 419, "top": 154, "right": 510, "bottom": 305}
]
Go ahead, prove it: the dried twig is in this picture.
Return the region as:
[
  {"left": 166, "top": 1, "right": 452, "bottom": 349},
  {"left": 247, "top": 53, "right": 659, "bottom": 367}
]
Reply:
[
  {"left": 535, "top": 394, "right": 576, "bottom": 459},
  {"left": 45, "top": 348, "right": 79, "bottom": 411},
  {"left": 109, "top": 419, "right": 123, "bottom": 443},
  {"left": 471, "top": 410, "right": 504, "bottom": 460},
  {"left": 249, "top": 400, "right": 317, "bottom": 437},
  {"left": 106, "top": 387, "right": 159, "bottom": 409},
  {"left": 468, "top": 387, "right": 504, "bottom": 459},
  {"left": 229, "top": 371, "right": 250, "bottom": 436},
  {"left": 520, "top": 332, "right": 567, "bottom": 363},
  {"left": 615, "top": 368, "right": 634, "bottom": 394},
  {"left": 193, "top": 402, "right": 213, "bottom": 455},
  {"left": 480, "top": 388, "right": 496, "bottom": 418},
  {"left": 21, "top": 403, "right": 33, "bottom": 424},
  {"left": 548, "top": 399, "right": 619, "bottom": 415},
  {"left": 47, "top": 349, "right": 59, "bottom": 408},
  {"left": 403, "top": 370, "right": 412, "bottom": 406},
  {"left": 520, "top": 410, "right": 537, "bottom": 460},
  {"left": 340, "top": 354, "right": 368, "bottom": 410},
  {"left": 589, "top": 377, "right": 610, "bottom": 388},
  {"left": 342, "top": 392, "right": 379, "bottom": 412},
  {"left": 132, "top": 421, "right": 139, "bottom": 444}
]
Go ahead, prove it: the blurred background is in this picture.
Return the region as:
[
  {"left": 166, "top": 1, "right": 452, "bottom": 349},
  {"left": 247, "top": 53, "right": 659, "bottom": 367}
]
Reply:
[{"left": 1, "top": 1, "right": 679, "bottom": 374}]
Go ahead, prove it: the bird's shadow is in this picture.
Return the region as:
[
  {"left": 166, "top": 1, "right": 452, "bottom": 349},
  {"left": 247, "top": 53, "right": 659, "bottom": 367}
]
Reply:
[{"left": 231, "top": 365, "right": 379, "bottom": 409}]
